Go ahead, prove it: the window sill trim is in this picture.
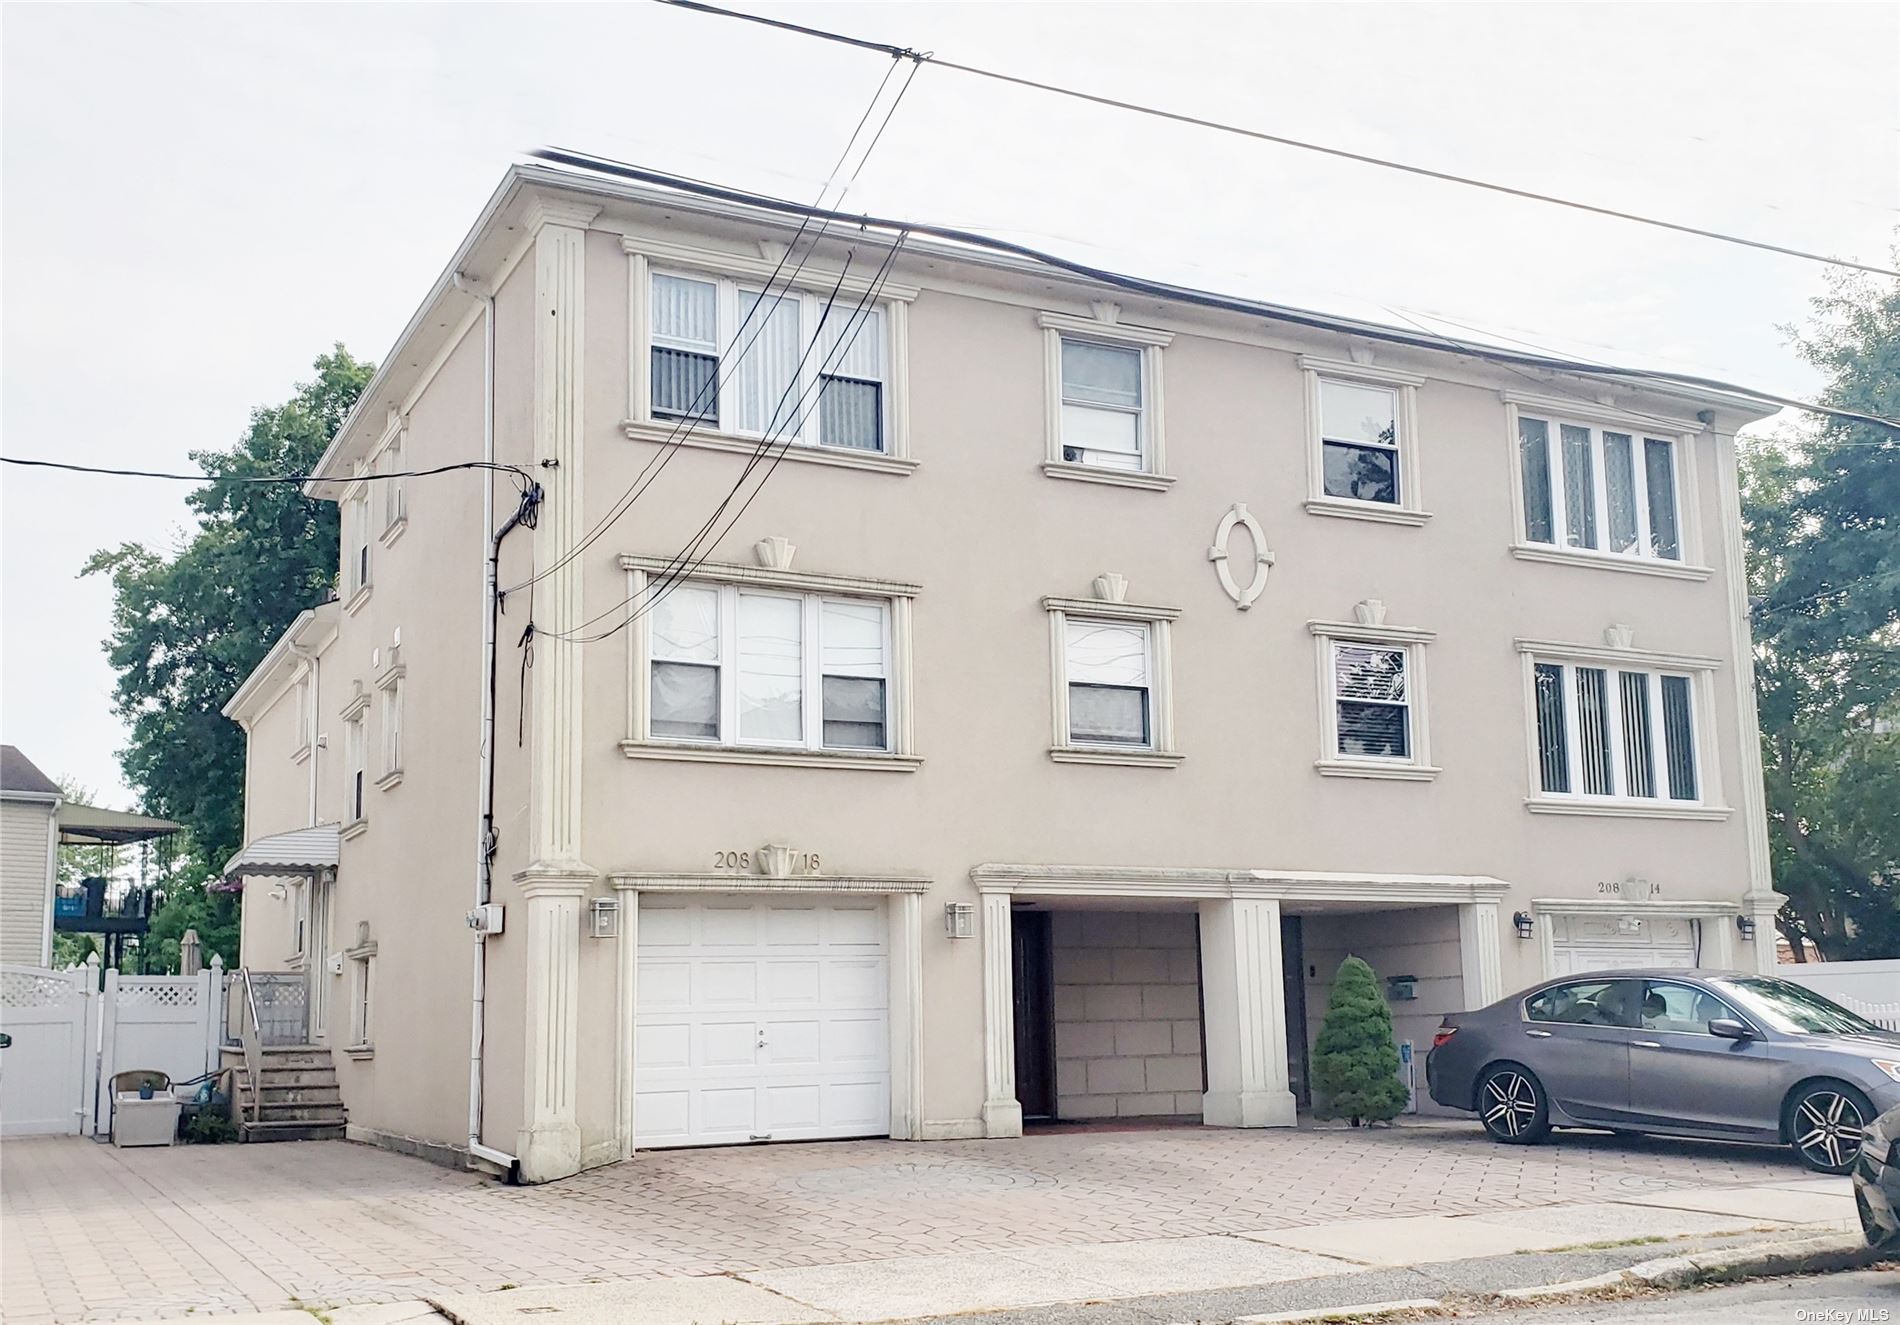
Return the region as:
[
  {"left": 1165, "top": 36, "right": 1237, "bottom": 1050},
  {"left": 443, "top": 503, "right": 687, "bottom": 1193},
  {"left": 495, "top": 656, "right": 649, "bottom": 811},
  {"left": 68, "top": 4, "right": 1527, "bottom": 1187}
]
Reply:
[
  {"left": 1303, "top": 498, "right": 1432, "bottom": 527},
  {"left": 619, "top": 740, "right": 921, "bottom": 772},
  {"left": 1041, "top": 461, "right": 1175, "bottom": 491},
  {"left": 343, "top": 585, "right": 373, "bottom": 616},
  {"left": 622, "top": 421, "right": 917, "bottom": 475},
  {"left": 344, "top": 1045, "right": 374, "bottom": 1062},
  {"left": 1049, "top": 747, "right": 1184, "bottom": 768},
  {"left": 375, "top": 769, "right": 404, "bottom": 791},
  {"left": 377, "top": 518, "right": 407, "bottom": 549},
  {"left": 1524, "top": 797, "right": 1731, "bottom": 821},
  {"left": 1314, "top": 759, "right": 1441, "bottom": 782},
  {"left": 341, "top": 818, "right": 369, "bottom": 841},
  {"left": 1509, "top": 543, "right": 1714, "bottom": 582},
  {"left": 291, "top": 744, "right": 312, "bottom": 766}
]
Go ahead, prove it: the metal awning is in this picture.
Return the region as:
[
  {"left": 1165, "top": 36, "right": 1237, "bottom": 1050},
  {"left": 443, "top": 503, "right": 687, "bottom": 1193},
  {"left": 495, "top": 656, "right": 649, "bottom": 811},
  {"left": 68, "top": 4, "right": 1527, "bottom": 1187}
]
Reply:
[
  {"left": 57, "top": 802, "right": 182, "bottom": 847},
  {"left": 220, "top": 824, "right": 341, "bottom": 882}
]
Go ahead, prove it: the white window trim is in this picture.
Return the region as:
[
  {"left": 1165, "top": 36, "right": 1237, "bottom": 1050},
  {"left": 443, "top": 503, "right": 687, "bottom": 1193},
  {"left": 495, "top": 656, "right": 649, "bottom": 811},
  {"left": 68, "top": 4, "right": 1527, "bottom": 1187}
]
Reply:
[
  {"left": 344, "top": 935, "right": 376, "bottom": 1058},
  {"left": 1308, "top": 619, "right": 1438, "bottom": 780},
  {"left": 375, "top": 663, "right": 404, "bottom": 789},
  {"left": 1514, "top": 638, "right": 1729, "bottom": 820},
  {"left": 342, "top": 472, "right": 373, "bottom": 612},
  {"left": 1502, "top": 392, "right": 1709, "bottom": 576},
  {"left": 1040, "top": 311, "right": 1174, "bottom": 490},
  {"left": 340, "top": 688, "right": 370, "bottom": 831},
  {"left": 291, "top": 673, "right": 314, "bottom": 765},
  {"left": 619, "top": 554, "right": 921, "bottom": 771},
  {"left": 1045, "top": 595, "right": 1181, "bottom": 766},
  {"left": 623, "top": 243, "right": 916, "bottom": 473},
  {"left": 1299, "top": 356, "right": 1430, "bottom": 526},
  {"left": 374, "top": 416, "right": 407, "bottom": 546}
]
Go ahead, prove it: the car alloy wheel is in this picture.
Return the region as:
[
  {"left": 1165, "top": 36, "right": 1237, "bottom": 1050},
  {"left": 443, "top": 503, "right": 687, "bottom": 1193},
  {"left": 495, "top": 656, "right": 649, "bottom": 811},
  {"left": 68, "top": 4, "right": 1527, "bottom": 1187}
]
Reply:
[
  {"left": 1479, "top": 1066, "right": 1548, "bottom": 1144},
  {"left": 1791, "top": 1086, "right": 1868, "bottom": 1174}
]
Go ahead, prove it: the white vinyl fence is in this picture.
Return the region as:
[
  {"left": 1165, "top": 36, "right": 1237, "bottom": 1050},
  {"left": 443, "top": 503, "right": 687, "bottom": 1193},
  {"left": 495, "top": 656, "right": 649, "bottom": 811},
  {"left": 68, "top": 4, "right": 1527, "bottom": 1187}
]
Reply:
[
  {"left": 1779, "top": 958, "right": 1900, "bottom": 1032},
  {"left": 0, "top": 956, "right": 226, "bottom": 1139}
]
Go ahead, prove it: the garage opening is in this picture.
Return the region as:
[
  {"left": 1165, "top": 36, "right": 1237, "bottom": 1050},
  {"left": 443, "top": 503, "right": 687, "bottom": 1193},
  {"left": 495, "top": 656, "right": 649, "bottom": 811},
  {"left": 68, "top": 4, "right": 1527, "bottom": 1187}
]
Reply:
[
  {"left": 1012, "top": 903, "right": 1205, "bottom": 1125},
  {"left": 634, "top": 895, "right": 890, "bottom": 1148}
]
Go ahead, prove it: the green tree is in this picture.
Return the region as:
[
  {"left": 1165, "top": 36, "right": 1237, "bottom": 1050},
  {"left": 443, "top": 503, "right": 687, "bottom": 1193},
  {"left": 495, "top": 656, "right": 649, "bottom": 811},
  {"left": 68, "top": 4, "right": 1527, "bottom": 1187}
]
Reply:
[
  {"left": 1310, "top": 956, "right": 1410, "bottom": 1126},
  {"left": 84, "top": 348, "right": 372, "bottom": 872},
  {"left": 143, "top": 852, "right": 239, "bottom": 973},
  {"left": 1743, "top": 266, "right": 1900, "bottom": 960}
]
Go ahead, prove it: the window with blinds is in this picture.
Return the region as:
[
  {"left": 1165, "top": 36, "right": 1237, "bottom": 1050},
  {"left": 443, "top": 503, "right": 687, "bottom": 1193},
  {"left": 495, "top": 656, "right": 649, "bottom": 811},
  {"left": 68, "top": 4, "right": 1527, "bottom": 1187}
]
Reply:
[
  {"left": 1331, "top": 642, "right": 1410, "bottom": 760},
  {"left": 1533, "top": 659, "right": 1699, "bottom": 802}
]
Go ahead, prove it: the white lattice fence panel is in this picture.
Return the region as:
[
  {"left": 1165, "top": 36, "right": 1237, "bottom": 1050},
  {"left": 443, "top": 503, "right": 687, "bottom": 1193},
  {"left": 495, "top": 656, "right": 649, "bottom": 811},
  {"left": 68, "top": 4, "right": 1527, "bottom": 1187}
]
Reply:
[
  {"left": 0, "top": 963, "right": 97, "bottom": 1137},
  {"left": 95, "top": 969, "right": 220, "bottom": 1131}
]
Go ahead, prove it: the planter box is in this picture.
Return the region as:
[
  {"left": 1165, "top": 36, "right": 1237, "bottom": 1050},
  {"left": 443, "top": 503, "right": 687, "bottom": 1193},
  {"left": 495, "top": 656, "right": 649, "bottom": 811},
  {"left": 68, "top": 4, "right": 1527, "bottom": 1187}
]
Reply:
[{"left": 113, "top": 1093, "right": 181, "bottom": 1147}]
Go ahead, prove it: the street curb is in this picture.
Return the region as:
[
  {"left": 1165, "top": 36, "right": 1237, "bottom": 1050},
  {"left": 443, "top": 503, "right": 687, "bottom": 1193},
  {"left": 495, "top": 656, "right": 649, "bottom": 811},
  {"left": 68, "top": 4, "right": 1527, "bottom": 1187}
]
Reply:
[
  {"left": 1492, "top": 1232, "right": 1891, "bottom": 1303},
  {"left": 1231, "top": 1301, "right": 1443, "bottom": 1324}
]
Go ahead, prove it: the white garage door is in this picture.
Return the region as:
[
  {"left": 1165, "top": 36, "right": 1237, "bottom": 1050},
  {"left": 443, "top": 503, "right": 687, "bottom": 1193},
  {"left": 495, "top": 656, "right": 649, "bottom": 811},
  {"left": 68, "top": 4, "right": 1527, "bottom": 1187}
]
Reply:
[
  {"left": 635, "top": 896, "right": 890, "bottom": 1148},
  {"left": 1548, "top": 913, "right": 1700, "bottom": 975}
]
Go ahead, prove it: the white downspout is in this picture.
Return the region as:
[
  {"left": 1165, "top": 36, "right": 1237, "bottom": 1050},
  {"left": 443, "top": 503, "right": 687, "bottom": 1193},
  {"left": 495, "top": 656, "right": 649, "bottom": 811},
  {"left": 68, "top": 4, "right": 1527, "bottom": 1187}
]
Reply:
[
  {"left": 455, "top": 270, "right": 518, "bottom": 1179},
  {"left": 288, "top": 641, "right": 319, "bottom": 826}
]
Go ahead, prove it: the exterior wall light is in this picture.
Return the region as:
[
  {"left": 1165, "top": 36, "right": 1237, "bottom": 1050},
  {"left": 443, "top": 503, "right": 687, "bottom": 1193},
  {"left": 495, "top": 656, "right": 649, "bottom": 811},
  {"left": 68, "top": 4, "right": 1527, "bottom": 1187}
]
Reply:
[
  {"left": 1513, "top": 911, "right": 1535, "bottom": 940},
  {"left": 1736, "top": 914, "right": 1758, "bottom": 942},
  {"left": 944, "top": 901, "right": 975, "bottom": 939},
  {"left": 589, "top": 896, "right": 620, "bottom": 940}
]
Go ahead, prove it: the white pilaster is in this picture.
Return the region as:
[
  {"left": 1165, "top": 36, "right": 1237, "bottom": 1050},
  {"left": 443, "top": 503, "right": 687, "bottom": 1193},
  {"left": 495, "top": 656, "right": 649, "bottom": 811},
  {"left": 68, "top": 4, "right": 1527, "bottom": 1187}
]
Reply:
[
  {"left": 1457, "top": 901, "right": 1505, "bottom": 1008},
  {"left": 1198, "top": 897, "right": 1298, "bottom": 1128},
  {"left": 888, "top": 891, "right": 925, "bottom": 1141},
  {"left": 614, "top": 883, "right": 640, "bottom": 1159},
  {"left": 515, "top": 871, "right": 589, "bottom": 1183},
  {"left": 1742, "top": 890, "right": 1785, "bottom": 974},
  {"left": 978, "top": 892, "right": 1022, "bottom": 1138}
]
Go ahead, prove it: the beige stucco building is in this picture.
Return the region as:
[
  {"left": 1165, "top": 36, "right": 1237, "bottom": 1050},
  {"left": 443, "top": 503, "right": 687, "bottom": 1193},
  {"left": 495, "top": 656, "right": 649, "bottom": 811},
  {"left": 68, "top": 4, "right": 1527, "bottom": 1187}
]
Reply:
[{"left": 223, "top": 163, "right": 1783, "bottom": 1184}]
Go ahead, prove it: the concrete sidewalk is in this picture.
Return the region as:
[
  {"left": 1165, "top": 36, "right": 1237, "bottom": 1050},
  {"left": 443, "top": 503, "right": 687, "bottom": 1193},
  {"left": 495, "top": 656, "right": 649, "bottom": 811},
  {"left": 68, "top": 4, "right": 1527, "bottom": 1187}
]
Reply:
[{"left": 95, "top": 1176, "right": 1859, "bottom": 1325}]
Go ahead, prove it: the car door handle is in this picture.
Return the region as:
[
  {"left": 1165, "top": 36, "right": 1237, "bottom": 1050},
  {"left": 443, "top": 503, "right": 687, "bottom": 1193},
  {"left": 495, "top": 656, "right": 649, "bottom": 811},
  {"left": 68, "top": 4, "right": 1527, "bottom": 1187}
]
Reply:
[
  {"left": 1633, "top": 1040, "right": 1661, "bottom": 1049},
  {"left": 1525, "top": 1029, "right": 1553, "bottom": 1038}
]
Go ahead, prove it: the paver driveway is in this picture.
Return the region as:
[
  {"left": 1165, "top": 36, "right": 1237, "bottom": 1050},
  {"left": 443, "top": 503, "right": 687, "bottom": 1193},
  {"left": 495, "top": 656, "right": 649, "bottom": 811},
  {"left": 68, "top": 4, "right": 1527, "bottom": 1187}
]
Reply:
[{"left": 0, "top": 1121, "right": 1808, "bottom": 1323}]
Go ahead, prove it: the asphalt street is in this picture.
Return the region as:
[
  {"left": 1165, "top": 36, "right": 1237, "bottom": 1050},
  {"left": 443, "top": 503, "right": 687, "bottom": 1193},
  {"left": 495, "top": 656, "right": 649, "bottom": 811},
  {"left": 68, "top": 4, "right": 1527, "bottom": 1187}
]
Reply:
[{"left": 1473, "top": 1266, "right": 1900, "bottom": 1323}]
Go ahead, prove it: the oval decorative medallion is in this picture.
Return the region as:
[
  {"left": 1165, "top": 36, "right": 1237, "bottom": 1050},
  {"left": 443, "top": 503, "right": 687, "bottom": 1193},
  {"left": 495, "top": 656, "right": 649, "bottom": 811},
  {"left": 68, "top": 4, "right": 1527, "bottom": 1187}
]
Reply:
[{"left": 1209, "top": 503, "right": 1275, "bottom": 610}]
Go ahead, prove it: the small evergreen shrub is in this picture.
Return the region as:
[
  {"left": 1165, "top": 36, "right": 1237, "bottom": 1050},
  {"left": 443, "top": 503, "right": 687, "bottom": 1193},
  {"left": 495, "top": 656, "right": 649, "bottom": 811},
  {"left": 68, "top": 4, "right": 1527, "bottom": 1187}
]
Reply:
[
  {"left": 1311, "top": 955, "right": 1409, "bottom": 1126},
  {"left": 183, "top": 1111, "right": 237, "bottom": 1144}
]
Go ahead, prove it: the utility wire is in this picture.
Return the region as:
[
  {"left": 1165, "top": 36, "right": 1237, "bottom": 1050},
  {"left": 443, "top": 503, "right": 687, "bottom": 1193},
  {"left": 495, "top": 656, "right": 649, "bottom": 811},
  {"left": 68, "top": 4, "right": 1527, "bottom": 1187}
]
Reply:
[
  {"left": 655, "top": 0, "right": 1899, "bottom": 280},
  {"left": 1, "top": 455, "right": 533, "bottom": 488},
  {"left": 531, "top": 150, "right": 1900, "bottom": 437},
  {"left": 505, "top": 53, "right": 924, "bottom": 598}
]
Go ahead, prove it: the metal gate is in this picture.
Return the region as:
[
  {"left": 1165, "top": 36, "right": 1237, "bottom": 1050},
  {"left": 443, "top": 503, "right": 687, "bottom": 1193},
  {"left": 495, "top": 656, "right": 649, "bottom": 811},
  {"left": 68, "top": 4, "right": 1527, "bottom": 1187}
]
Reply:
[{"left": 0, "top": 964, "right": 98, "bottom": 1137}]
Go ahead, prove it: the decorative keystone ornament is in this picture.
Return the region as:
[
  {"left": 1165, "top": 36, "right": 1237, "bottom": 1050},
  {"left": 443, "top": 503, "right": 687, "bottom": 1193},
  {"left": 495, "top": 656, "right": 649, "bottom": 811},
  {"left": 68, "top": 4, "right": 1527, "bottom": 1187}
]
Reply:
[
  {"left": 1089, "top": 300, "right": 1120, "bottom": 324},
  {"left": 1209, "top": 503, "right": 1274, "bottom": 610},
  {"left": 1091, "top": 572, "right": 1129, "bottom": 603},
  {"left": 756, "top": 843, "right": 796, "bottom": 878},
  {"left": 1604, "top": 623, "right": 1635, "bottom": 650},
  {"left": 1352, "top": 599, "right": 1388, "bottom": 627},
  {"left": 754, "top": 536, "right": 796, "bottom": 570}
]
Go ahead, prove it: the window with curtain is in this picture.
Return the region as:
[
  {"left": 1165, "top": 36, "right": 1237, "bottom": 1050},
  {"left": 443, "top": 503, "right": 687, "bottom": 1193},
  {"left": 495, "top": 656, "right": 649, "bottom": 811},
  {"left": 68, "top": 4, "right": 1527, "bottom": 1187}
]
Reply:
[
  {"left": 1058, "top": 339, "right": 1145, "bottom": 471},
  {"left": 646, "top": 582, "right": 891, "bottom": 751},
  {"left": 1518, "top": 414, "right": 1682, "bottom": 562},
  {"left": 648, "top": 270, "right": 890, "bottom": 453},
  {"left": 1319, "top": 379, "right": 1401, "bottom": 505},
  {"left": 1532, "top": 660, "right": 1699, "bottom": 801},
  {"left": 1064, "top": 618, "right": 1151, "bottom": 745}
]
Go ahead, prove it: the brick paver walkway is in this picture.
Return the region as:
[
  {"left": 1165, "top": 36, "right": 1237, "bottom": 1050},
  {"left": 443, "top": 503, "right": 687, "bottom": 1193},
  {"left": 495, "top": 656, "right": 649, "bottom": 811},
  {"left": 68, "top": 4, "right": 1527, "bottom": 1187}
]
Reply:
[{"left": 0, "top": 1123, "right": 1807, "bottom": 1323}]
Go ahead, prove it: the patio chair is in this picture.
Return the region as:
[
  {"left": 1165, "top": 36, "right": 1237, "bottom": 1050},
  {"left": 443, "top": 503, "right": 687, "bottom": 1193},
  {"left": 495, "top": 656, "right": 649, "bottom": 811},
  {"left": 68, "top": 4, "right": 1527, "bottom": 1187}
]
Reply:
[{"left": 109, "top": 1069, "right": 180, "bottom": 1148}]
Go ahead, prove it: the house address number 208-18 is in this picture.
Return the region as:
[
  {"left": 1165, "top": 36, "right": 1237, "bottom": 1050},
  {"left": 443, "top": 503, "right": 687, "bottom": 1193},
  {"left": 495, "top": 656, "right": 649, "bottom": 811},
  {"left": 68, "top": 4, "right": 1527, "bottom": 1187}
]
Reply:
[{"left": 713, "top": 850, "right": 821, "bottom": 873}]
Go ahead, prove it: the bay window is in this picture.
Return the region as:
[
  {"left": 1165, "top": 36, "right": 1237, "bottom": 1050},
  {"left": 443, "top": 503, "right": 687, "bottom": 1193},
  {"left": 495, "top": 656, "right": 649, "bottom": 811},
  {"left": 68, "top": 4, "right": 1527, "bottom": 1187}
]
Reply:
[{"left": 1517, "top": 413, "right": 1682, "bottom": 562}]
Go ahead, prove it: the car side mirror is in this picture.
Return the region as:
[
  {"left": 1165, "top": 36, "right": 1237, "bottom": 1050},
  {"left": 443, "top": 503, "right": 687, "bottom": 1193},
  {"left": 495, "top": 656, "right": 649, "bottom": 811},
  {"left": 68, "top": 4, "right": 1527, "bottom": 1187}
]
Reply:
[{"left": 1708, "top": 1018, "right": 1751, "bottom": 1041}]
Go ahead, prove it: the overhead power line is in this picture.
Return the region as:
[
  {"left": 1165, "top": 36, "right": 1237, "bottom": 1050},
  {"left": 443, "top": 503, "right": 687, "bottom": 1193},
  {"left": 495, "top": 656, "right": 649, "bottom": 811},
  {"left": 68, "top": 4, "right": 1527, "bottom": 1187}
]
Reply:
[
  {"left": 0, "top": 455, "right": 533, "bottom": 487},
  {"left": 654, "top": 0, "right": 1899, "bottom": 280},
  {"left": 530, "top": 150, "right": 1900, "bottom": 437}
]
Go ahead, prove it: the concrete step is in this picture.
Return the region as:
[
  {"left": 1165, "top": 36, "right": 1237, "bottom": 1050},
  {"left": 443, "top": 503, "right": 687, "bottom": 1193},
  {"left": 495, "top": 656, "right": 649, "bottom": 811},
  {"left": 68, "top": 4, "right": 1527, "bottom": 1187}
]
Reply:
[
  {"left": 253, "top": 1085, "right": 343, "bottom": 1107},
  {"left": 254, "top": 1101, "right": 347, "bottom": 1124},
  {"left": 221, "top": 1046, "right": 334, "bottom": 1070},
  {"left": 239, "top": 1119, "right": 346, "bottom": 1143},
  {"left": 248, "top": 1068, "right": 339, "bottom": 1089}
]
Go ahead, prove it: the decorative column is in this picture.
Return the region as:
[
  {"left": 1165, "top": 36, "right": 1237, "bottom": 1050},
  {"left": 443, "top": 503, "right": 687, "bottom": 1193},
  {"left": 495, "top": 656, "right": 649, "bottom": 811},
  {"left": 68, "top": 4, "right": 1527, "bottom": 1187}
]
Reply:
[
  {"left": 1456, "top": 901, "right": 1505, "bottom": 1008},
  {"left": 888, "top": 891, "right": 925, "bottom": 1141},
  {"left": 514, "top": 197, "right": 602, "bottom": 1185},
  {"left": 614, "top": 883, "right": 640, "bottom": 1160},
  {"left": 1742, "top": 890, "right": 1785, "bottom": 974},
  {"left": 979, "top": 892, "right": 1021, "bottom": 1138},
  {"left": 1198, "top": 897, "right": 1297, "bottom": 1128}
]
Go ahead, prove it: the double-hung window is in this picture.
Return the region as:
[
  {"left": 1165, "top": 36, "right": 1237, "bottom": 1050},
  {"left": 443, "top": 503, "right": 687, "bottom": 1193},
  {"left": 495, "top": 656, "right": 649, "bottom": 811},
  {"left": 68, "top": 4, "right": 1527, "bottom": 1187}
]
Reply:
[
  {"left": 1320, "top": 380, "right": 1400, "bottom": 505},
  {"left": 380, "top": 433, "right": 406, "bottom": 535},
  {"left": 1040, "top": 312, "right": 1172, "bottom": 486},
  {"left": 377, "top": 670, "right": 403, "bottom": 784},
  {"left": 1517, "top": 414, "right": 1682, "bottom": 562},
  {"left": 344, "top": 490, "right": 371, "bottom": 602},
  {"left": 647, "top": 270, "right": 890, "bottom": 454},
  {"left": 1309, "top": 616, "right": 1437, "bottom": 779},
  {"left": 1064, "top": 619, "right": 1152, "bottom": 746},
  {"left": 1530, "top": 660, "right": 1700, "bottom": 803},
  {"left": 344, "top": 708, "right": 367, "bottom": 824},
  {"left": 647, "top": 582, "right": 894, "bottom": 753}
]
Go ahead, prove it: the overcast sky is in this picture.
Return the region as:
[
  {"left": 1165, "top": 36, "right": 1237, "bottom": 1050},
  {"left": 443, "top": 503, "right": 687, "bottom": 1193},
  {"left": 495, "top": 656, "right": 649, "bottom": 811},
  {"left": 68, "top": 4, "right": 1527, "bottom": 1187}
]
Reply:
[{"left": 3, "top": 2, "right": 1895, "bottom": 809}]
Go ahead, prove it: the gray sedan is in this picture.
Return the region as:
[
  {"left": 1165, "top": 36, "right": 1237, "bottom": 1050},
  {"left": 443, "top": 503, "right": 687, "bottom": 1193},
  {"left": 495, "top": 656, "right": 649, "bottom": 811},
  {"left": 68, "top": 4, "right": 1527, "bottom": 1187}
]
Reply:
[{"left": 1425, "top": 970, "right": 1900, "bottom": 1173}]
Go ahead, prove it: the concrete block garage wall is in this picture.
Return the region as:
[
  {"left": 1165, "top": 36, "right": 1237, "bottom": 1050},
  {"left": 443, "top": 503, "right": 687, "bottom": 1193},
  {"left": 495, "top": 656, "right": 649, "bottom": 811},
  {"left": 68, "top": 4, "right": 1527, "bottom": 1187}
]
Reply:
[
  {"left": 1300, "top": 907, "right": 1463, "bottom": 1117},
  {"left": 1050, "top": 909, "right": 1204, "bottom": 1119}
]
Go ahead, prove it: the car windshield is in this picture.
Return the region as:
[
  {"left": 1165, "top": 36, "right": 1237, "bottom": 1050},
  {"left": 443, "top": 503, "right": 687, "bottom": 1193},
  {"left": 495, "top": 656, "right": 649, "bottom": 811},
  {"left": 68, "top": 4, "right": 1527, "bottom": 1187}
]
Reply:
[{"left": 1710, "top": 976, "right": 1883, "bottom": 1036}]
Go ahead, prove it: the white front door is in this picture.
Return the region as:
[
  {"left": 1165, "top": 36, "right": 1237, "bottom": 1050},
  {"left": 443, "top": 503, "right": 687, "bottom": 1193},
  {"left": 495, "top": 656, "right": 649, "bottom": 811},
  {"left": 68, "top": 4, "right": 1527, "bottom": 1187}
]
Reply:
[
  {"left": 306, "top": 876, "right": 333, "bottom": 1043},
  {"left": 1548, "top": 912, "right": 1699, "bottom": 975},
  {"left": 634, "top": 896, "right": 890, "bottom": 1148}
]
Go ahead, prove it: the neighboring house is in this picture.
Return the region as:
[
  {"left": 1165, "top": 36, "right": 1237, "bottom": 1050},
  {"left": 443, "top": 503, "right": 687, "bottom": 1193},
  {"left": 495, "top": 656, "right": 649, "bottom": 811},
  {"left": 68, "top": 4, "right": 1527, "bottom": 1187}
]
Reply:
[
  {"left": 1, "top": 746, "right": 62, "bottom": 966},
  {"left": 223, "top": 164, "right": 1782, "bottom": 1185}
]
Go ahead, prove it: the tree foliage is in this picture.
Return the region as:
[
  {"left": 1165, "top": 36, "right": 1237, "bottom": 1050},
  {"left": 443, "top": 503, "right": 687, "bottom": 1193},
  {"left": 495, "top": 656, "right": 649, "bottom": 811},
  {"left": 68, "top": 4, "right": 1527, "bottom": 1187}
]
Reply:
[
  {"left": 84, "top": 348, "right": 372, "bottom": 956},
  {"left": 1310, "top": 956, "right": 1410, "bottom": 1125},
  {"left": 1742, "top": 267, "right": 1900, "bottom": 960}
]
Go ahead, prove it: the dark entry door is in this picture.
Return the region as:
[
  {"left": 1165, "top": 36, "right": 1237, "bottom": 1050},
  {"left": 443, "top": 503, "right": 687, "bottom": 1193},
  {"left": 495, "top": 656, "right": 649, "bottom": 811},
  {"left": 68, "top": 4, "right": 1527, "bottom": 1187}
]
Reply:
[
  {"left": 1281, "top": 915, "right": 1311, "bottom": 1109},
  {"left": 1012, "top": 910, "right": 1057, "bottom": 1120}
]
